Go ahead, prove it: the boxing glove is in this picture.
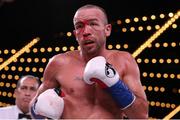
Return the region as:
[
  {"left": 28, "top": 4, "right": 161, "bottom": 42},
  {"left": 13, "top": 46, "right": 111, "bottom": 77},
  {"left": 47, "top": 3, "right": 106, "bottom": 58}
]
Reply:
[
  {"left": 83, "top": 56, "right": 136, "bottom": 109},
  {"left": 30, "top": 88, "right": 64, "bottom": 119}
]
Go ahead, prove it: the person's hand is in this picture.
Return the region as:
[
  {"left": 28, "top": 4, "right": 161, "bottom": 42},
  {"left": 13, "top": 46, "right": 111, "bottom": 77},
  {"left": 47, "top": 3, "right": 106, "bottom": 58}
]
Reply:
[
  {"left": 30, "top": 88, "right": 64, "bottom": 119},
  {"left": 83, "top": 56, "right": 136, "bottom": 109}
]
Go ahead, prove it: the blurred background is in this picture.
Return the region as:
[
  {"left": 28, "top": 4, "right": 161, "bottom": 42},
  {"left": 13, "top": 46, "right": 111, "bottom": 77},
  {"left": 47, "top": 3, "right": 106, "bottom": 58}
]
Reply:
[{"left": 0, "top": 0, "right": 179, "bottom": 119}]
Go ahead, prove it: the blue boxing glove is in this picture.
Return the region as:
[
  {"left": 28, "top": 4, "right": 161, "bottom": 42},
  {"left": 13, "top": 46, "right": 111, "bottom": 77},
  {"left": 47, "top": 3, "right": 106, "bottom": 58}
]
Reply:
[
  {"left": 30, "top": 88, "right": 64, "bottom": 119},
  {"left": 83, "top": 56, "right": 136, "bottom": 109}
]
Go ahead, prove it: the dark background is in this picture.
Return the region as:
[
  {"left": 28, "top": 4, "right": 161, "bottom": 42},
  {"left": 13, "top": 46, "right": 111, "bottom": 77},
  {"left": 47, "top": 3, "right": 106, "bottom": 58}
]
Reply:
[{"left": 0, "top": 0, "right": 179, "bottom": 48}]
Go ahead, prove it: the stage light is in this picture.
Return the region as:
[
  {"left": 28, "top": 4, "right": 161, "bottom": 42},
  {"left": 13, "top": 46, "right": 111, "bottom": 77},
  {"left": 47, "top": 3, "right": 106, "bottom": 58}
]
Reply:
[
  {"left": 70, "top": 46, "right": 75, "bottom": 51},
  {"left": 130, "top": 27, "right": 135, "bottom": 32},
  {"left": 40, "top": 47, "right": 45, "bottom": 52},
  {"left": 134, "top": 17, "right": 139, "bottom": 22},
  {"left": 123, "top": 44, "right": 128, "bottom": 49},
  {"left": 33, "top": 48, "right": 38, "bottom": 53},
  {"left": 4, "top": 49, "right": 9, "bottom": 54},
  {"left": 108, "top": 44, "right": 113, "bottom": 49},
  {"left": 55, "top": 47, "right": 60, "bottom": 52},
  {"left": 115, "top": 44, "right": 121, "bottom": 49},
  {"left": 155, "top": 25, "right": 160, "bottom": 30},
  {"left": 67, "top": 32, "right": 72, "bottom": 37},
  {"left": 27, "top": 58, "right": 32, "bottom": 63},
  {"left": 11, "top": 49, "right": 16, "bottom": 54},
  {"left": 0, "top": 58, "right": 3, "bottom": 62},
  {"left": 117, "top": 20, "right": 122, "bottom": 25},
  {"left": 41, "top": 58, "right": 47, "bottom": 63},
  {"left": 138, "top": 26, "right": 143, "bottom": 31},
  {"left": 14, "top": 75, "right": 19, "bottom": 80},
  {"left": 25, "top": 67, "right": 30, "bottom": 72},
  {"left": 47, "top": 47, "right": 52, "bottom": 52},
  {"left": 151, "top": 15, "right": 156, "bottom": 20},
  {"left": 34, "top": 58, "right": 39, "bottom": 63},
  {"left": 160, "top": 87, "right": 165, "bottom": 92},
  {"left": 20, "top": 58, "right": 25, "bottom": 63},
  {"left": 160, "top": 14, "right": 165, "bottom": 19},
  {"left": 32, "top": 67, "right": 37, "bottom": 72},
  {"left": 11, "top": 66, "right": 16, "bottom": 71},
  {"left": 147, "top": 26, "right": 152, "bottom": 31},
  {"left": 7, "top": 74, "right": 12, "bottom": 80},
  {"left": 125, "top": 18, "right": 130, "bottom": 23},
  {"left": 142, "top": 16, "right": 147, "bottom": 21},
  {"left": 172, "top": 24, "right": 177, "bottom": 29},
  {"left": 122, "top": 28, "right": 127, "bottom": 32},
  {"left": 62, "top": 46, "right": 67, "bottom": 51},
  {"left": 39, "top": 68, "right": 44, "bottom": 73}
]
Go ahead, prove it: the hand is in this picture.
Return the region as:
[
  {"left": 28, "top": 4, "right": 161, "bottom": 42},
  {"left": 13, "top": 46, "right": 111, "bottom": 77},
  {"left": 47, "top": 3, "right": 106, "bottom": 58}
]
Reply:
[
  {"left": 83, "top": 56, "right": 136, "bottom": 109},
  {"left": 30, "top": 88, "right": 64, "bottom": 119}
]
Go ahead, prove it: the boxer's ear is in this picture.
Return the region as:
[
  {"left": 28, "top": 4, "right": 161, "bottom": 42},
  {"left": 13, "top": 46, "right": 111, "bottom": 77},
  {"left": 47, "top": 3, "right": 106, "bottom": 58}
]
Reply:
[{"left": 105, "top": 24, "right": 112, "bottom": 37}]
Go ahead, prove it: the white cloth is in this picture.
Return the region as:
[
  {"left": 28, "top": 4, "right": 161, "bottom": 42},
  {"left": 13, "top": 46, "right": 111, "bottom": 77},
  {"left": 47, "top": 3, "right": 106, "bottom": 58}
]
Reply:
[{"left": 0, "top": 105, "right": 30, "bottom": 119}]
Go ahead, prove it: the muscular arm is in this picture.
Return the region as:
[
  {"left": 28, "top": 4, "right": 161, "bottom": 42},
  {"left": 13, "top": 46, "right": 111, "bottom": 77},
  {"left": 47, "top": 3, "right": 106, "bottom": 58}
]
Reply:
[
  {"left": 119, "top": 53, "right": 148, "bottom": 118},
  {"left": 30, "top": 55, "right": 61, "bottom": 104}
]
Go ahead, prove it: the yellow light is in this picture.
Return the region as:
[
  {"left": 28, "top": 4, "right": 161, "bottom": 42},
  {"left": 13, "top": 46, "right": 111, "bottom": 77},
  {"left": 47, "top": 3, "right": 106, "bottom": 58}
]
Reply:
[
  {"left": 20, "top": 58, "right": 25, "bottom": 63},
  {"left": 170, "top": 74, "right": 175, "bottom": 79},
  {"left": 40, "top": 47, "right": 45, "bottom": 52},
  {"left": 0, "top": 37, "right": 40, "bottom": 71},
  {"left": 4, "top": 49, "right": 9, "bottom": 54},
  {"left": 11, "top": 83, "right": 16, "bottom": 88},
  {"left": 11, "top": 66, "right": 16, "bottom": 71},
  {"left": 161, "top": 102, "right": 166, "bottom": 107},
  {"left": 8, "top": 92, "right": 12, "bottom": 97},
  {"left": 8, "top": 75, "right": 12, "bottom": 80},
  {"left": 160, "top": 14, "right": 165, "bottom": 19},
  {"left": 34, "top": 58, "right": 39, "bottom": 63},
  {"left": 159, "top": 59, "right": 164, "bottom": 63},
  {"left": 125, "top": 18, "right": 130, "bottom": 23},
  {"left": 4, "top": 66, "right": 9, "bottom": 71},
  {"left": 32, "top": 67, "right": 37, "bottom": 72},
  {"left": 177, "top": 74, "right": 180, "bottom": 79},
  {"left": 163, "top": 42, "right": 168, "bottom": 47},
  {"left": 155, "top": 25, "right": 160, "bottom": 30},
  {"left": 142, "top": 72, "right": 147, "bottom": 77},
  {"left": 160, "top": 87, "right": 165, "bottom": 92},
  {"left": 39, "top": 68, "right": 44, "bottom": 73},
  {"left": 171, "top": 42, "right": 176, "bottom": 47},
  {"left": 1, "top": 74, "right": 6, "bottom": 79},
  {"left": 11, "top": 49, "right": 16, "bottom": 54},
  {"left": 137, "top": 58, "right": 142, "bottom": 63},
  {"left": 172, "top": 24, "right": 177, "bottom": 29},
  {"left": 148, "top": 86, "right": 153, "bottom": 91},
  {"left": 62, "top": 46, "right": 67, "bottom": 51},
  {"left": 55, "top": 47, "right": 60, "bottom": 52},
  {"left": 134, "top": 17, "right": 139, "bottom": 22},
  {"left": 123, "top": 44, "right": 128, "bottom": 49},
  {"left": 138, "top": 26, "right": 143, "bottom": 31},
  {"left": 168, "top": 12, "right": 174, "bottom": 17},
  {"left": 144, "top": 58, "right": 149, "bottom": 63},
  {"left": 151, "top": 15, "right": 156, "bottom": 20},
  {"left": 130, "top": 27, "right": 135, "bottom": 32},
  {"left": 47, "top": 47, "right": 52, "bottom": 52},
  {"left": 154, "top": 86, "right": 159, "bottom": 92},
  {"left": 156, "top": 102, "right": 160, "bottom": 106},
  {"left": 33, "top": 48, "right": 38, "bottom": 53},
  {"left": 108, "top": 44, "right": 113, "bottom": 49},
  {"left": 115, "top": 44, "right": 121, "bottom": 49},
  {"left": 163, "top": 73, "right": 168, "bottom": 78},
  {"left": 70, "top": 46, "right": 75, "bottom": 51},
  {"left": 142, "top": 16, "right": 147, "bottom": 21},
  {"left": 167, "top": 59, "right": 172, "bottom": 64},
  {"left": 152, "top": 58, "right": 157, "bottom": 63},
  {"left": 67, "top": 32, "right": 72, "bottom": 37},
  {"left": 14, "top": 75, "right": 19, "bottom": 80},
  {"left": 146, "top": 26, "right": 152, "bottom": 31},
  {"left": 122, "top": 28, "right": 127, "bottom": 32},
  {"left": 149, "top": 73, "right": 154, "bottom": 78},
  {"left": 2, "top": 92, "right": 7, "bottom": 96},
  {"left": 25, "top": 67, "right": 30, "bottom": 72},
  {"left": 117, "top": 20, "right": 122, "bottom": 25},
  {"left": 0, "top": 82, "right": 4, "bottom": 87},
  {"left": 27, "top": 58, "right": 32, "bottom": 63},
  {"left": 150, "top": 101, "right": 155, "bottom": 106},
  {"left": 42, "top": 58, "right": 47, "bottom": 63},
  {"left": 0, "top": 58, "right": 3, "bottom": 62},
  {"left": 156, "top": 73, "right": 161, "bottom": 78}
]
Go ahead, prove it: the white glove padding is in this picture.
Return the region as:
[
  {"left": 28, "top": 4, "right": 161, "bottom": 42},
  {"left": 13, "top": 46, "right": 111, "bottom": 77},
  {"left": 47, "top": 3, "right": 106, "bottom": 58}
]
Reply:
[
  {"left": 31, "top": 88, "right": 64, "bottom": 119},
  {"left": 83, "top": 56, "right": 119, "bottom": 88}
]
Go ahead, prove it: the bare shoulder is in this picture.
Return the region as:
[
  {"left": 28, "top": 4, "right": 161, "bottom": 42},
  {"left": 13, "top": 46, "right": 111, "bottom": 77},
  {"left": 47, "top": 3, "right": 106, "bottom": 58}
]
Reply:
[{"left": 108, "top": 50, "right": 135, "bottom": 63}]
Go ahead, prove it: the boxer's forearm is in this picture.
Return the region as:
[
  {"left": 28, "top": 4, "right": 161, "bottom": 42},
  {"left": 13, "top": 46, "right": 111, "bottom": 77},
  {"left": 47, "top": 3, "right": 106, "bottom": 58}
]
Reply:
[{"left": 123, "top": 96, "right": 148, "bottom": 119}]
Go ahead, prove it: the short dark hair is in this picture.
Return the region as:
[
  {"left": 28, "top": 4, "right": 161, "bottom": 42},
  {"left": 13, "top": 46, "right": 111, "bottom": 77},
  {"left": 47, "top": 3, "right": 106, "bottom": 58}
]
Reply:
[
  {"left": 75, "top": 4, "right": 108, "bottom": 24},
  {"left": 16, "top": 75, "right": 41, "bottom": 88}
]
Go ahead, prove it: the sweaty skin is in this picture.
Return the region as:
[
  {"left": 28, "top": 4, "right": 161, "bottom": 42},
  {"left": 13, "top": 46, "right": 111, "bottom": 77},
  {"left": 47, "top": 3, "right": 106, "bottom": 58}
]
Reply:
[{"left": 31, "top": 6, "right": 148, "bottom": 119}]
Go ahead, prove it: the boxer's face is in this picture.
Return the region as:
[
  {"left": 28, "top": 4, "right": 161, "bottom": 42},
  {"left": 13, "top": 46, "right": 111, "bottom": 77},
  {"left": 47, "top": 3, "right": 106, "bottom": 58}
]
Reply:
[
  {"left": 73, "top": 8, "right": 111, "bottom": 54},
  {"left": 15, "top": 77, "right": 39, "bottom": 113}
]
